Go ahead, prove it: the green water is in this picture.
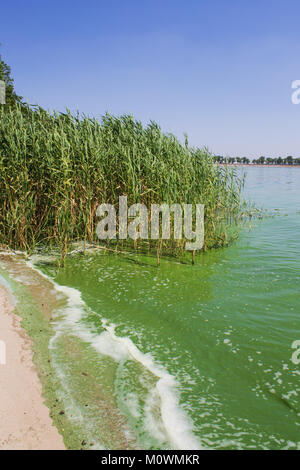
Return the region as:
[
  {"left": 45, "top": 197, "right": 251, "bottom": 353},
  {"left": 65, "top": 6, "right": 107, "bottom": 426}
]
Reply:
[{"left": 37, "top": 167, "right": 300, "bottom": 450}]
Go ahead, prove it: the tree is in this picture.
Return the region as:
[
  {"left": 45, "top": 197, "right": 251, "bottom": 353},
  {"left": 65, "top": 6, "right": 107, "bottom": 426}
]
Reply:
[
  {"left": 214, "top": 155, "right": 224, "bottom": 164},
  {"left": 0, "top": 48, "right": 22, "bottom": 107},
  {"left": 285, "top": 156, "right": 294, "bottom": 165}
]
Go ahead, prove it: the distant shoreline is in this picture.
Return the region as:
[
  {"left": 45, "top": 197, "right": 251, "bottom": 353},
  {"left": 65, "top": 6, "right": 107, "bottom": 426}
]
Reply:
[{"left": 218, "top": 164, "right": 300, "bottom": 168}]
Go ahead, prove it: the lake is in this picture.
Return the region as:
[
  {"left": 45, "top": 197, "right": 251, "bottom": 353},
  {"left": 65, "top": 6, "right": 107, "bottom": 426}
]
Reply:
[{"left": 31, "top": 166, "right": 300, "bottom": 449}]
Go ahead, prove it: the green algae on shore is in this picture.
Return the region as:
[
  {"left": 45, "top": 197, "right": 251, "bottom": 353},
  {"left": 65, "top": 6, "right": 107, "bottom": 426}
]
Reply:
[{"left": 0, "top": 255, "right": 139, "bottom": 450}]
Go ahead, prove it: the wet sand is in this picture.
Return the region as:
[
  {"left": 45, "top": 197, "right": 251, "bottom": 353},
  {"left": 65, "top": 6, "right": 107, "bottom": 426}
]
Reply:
[{"left": 0, "top": 285, "right": 65, "bottom": 450}]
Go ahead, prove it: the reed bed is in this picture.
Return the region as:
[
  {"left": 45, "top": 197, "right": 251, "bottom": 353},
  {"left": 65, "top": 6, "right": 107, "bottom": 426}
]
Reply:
[{"left": 0, "top": 104, "right": 244, "bottom": 261}]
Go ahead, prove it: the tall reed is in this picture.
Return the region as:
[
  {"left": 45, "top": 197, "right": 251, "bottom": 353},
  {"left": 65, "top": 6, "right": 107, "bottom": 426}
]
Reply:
[{"left": 0, "top": 104, "right": 244, "bottom": 259}]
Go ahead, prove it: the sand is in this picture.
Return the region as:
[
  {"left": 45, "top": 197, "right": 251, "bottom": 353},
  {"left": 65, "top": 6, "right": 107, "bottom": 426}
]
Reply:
[{"left": 0, "top": 285, "right": 65, "bottom": 450}]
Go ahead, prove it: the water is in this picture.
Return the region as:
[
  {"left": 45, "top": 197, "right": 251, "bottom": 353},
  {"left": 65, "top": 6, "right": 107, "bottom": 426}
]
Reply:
[{"left": 30, "top": 167, "right": 300, "bottom": 449}]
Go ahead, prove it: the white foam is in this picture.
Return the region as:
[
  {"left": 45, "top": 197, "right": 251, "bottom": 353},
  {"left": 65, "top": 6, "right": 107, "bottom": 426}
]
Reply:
[
  {"left": 25, "top": 258, "right": 203, "bottom": 450},
  {"left": 104, "top": 323, "right": 203, "bottom": 449},
  {"left": 144, "top": 387, "right": 167, "bottom": 443}
]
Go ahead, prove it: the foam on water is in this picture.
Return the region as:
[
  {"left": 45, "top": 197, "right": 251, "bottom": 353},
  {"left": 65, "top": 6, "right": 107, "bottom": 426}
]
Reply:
[{"left": 26, "top": 257, "right": 203, "bottom": 450}]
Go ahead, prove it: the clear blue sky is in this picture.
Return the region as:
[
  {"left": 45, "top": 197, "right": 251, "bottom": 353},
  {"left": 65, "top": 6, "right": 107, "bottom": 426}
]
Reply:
[{"left": 1, "top": 0, "right": 300, "bottom": 158}]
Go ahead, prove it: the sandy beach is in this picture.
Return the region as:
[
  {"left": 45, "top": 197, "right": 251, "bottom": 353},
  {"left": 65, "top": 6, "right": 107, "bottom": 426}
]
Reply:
[{"left": 0, "top": 285, "right": 65, "bottom": 450}]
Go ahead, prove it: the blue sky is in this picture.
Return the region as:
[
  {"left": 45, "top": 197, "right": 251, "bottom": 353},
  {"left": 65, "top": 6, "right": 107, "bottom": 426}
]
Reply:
[{"left": 1, "top": 0, "right": 300, "bottom": 158}]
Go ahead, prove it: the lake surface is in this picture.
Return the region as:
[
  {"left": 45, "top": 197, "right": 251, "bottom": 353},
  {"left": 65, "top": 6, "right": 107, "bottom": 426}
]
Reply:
[{"left": 36, "top": 167, "right": 300, "bottom": 449}]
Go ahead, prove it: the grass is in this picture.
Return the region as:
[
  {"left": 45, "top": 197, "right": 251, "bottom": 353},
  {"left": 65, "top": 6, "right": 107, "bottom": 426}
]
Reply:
[{"left": 0, "top": 104, "right": 244, "bottom": 262}]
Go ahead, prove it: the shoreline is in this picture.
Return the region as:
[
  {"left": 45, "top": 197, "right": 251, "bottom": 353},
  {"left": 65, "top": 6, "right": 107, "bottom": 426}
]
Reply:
[
  {"left": 218, "top": 163, "right": 300, "bottom": 168},
  {"left": 0, "top": 282, "right": 65, "bottom": 450},
  {"left": 0, "top": 254, "right": 203, "bottom": 450},
  {"left": 0, "top": 255, "right": 134, "bottom": 450}
]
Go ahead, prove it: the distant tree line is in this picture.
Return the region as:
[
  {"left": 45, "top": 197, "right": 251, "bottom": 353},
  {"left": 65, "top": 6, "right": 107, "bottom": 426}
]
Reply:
[{"left": 214, "top": 155, "right": 300, "bottom": 165}]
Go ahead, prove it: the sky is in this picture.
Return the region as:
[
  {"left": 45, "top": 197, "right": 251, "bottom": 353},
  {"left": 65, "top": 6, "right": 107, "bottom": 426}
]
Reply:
[{"left": 1, "top": 0, "right": 300, "bottom": 158}]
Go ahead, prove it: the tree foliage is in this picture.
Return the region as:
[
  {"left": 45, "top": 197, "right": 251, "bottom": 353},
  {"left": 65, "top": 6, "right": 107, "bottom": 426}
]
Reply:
[{"left": 0, "top": 49, "right": 22, "bottom": 107}]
